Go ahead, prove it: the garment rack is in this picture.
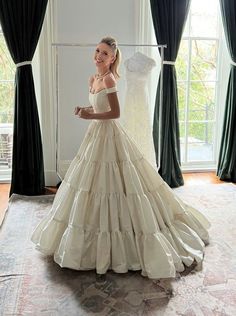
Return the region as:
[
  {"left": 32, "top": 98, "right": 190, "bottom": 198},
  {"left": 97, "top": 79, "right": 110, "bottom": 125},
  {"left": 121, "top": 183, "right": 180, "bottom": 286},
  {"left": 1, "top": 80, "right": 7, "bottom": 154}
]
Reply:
[
  {"left": 52, "top": 43, "right": 167, "bottom": 177},
  {"left": 52, "top": 43, "right": 167, "bottom": 47}
]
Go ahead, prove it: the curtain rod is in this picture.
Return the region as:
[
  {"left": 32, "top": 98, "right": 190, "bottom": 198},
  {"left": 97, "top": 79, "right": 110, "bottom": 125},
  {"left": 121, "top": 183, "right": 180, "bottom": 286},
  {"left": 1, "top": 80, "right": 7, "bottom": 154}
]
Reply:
[{"left": 52, "top": 43, "right": 167, "bottom": 48}]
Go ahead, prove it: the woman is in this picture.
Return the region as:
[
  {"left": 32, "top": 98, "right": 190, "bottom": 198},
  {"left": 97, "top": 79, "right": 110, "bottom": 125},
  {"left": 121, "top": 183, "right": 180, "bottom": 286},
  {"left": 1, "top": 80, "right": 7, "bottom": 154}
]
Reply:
[{"left": 31, "top": 36, "right": 210, "bottom": 279}]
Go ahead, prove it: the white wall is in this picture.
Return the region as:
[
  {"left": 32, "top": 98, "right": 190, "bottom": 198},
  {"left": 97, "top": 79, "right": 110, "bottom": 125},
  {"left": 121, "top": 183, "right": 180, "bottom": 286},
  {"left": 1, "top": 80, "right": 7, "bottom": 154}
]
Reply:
[
  {"left": 57, "top": 0, "right": 138, "bottom": 178},
  {"left": 39, "top": 0, "right": 139, "bottom": 184}
]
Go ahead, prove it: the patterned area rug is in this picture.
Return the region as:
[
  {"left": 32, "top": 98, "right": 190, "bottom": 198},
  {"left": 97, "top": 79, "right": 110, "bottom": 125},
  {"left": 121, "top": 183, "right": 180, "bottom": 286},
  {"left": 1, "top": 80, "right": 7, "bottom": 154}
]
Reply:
[{"left": 0, "top": 183, "right": 236, "bottom": 316}]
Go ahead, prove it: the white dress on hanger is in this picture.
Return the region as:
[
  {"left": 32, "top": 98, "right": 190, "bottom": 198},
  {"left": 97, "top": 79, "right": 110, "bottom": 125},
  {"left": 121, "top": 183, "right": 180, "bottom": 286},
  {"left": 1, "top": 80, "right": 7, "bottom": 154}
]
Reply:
[
  {"left": 123, "top": 52, "right": 156, "bottom": 165},
  {"left": 31, "top": 86, "right": 210, "bottom": 280}
]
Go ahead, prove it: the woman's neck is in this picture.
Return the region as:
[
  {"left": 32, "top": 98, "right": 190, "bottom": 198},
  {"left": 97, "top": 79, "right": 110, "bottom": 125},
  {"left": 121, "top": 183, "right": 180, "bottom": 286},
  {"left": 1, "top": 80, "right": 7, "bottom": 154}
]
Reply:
[{"left": 96, "top": 66, "right": 110, "bottom": 76}]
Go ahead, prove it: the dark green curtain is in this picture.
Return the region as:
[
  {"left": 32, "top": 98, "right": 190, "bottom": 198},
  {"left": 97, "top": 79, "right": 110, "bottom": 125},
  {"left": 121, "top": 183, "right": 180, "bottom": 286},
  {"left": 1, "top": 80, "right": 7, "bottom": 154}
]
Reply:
[
  {"left": 149, "top": 0, "right": 191, "bottom": 187},
  {"left": 0, "top": 0, "right": 47, "bottom": 195},
  {"left": 217, "top": 0, "right": 236, "bottom": 182}
]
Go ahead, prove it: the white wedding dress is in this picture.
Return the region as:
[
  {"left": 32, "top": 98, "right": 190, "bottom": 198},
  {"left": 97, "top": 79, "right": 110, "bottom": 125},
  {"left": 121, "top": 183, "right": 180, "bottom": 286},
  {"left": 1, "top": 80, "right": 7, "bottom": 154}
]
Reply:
[
  {"left": 123, "top": 52, "right": 156, "bottom": 165},
  {"left": 31, "top": 86, "right": 210, "bottom": 279}
]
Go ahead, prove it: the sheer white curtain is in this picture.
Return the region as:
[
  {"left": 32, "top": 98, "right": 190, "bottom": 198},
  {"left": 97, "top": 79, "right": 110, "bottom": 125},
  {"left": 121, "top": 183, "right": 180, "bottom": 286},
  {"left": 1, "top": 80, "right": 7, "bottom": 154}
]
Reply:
[
  {"left": 135, "top": 0, "right": 161, "bottom": 120},
  {"left": 37, "top": 0, "right": 59, "bottom": 186}
]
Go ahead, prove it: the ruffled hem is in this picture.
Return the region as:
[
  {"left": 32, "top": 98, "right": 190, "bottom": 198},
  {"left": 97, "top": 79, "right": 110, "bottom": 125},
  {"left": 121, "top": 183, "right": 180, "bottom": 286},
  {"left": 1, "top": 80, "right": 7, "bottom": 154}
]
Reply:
[
  {"left": 31, "top": 187, "right": 208, "bottom": 279},
  {"left": 31, "top": 120, "right": 210, "bottom": 279},
  {"left": 32, "top": 222, "right": 183, "bottom": 278}
]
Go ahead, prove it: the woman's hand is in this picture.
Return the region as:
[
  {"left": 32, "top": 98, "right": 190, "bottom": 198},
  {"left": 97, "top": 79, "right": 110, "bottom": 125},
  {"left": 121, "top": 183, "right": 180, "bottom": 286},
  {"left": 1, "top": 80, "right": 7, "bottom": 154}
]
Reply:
[
  {"left": 78, "top": 108, "right": 93, "bottom": 119},
  {"left": 74, "top": 106, "right": 81, "bottom": 115}
]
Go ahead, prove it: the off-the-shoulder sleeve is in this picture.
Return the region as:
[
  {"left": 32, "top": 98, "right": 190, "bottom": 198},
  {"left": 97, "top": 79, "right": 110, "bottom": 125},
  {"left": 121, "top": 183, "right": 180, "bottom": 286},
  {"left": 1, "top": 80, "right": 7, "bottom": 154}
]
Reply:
[{"left": 106, "top": 86, "right": 118, "bottom": 94}]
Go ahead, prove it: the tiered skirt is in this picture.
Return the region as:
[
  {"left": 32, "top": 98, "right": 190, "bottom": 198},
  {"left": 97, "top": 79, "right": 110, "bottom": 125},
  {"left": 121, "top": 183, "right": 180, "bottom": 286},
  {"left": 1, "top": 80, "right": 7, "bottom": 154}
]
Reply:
[{"left": 31, "top": 120, "right": 210, "bottom": 279}]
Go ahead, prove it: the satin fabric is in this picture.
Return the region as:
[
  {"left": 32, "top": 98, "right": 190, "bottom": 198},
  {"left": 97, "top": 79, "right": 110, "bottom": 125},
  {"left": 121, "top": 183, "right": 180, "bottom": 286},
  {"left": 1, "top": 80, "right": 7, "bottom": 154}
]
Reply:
[{"left": 31, "top": 87, "right": 210, "bottom": 279}]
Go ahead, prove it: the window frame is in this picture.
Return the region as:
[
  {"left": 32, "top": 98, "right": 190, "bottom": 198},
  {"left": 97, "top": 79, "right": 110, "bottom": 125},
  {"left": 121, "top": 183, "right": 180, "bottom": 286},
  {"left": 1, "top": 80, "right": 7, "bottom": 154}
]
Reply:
[
  {"left": 178, "top": 3, "right": 230, "bottom": 171},
  {"left": 178, "top": 36, "right": 220, "bottom": 170}
]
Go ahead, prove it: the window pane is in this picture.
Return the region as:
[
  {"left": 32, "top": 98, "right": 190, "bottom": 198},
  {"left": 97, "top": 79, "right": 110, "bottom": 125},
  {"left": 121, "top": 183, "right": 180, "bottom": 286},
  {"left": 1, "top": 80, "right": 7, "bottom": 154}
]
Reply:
[
  {"left": 0, "top": 129, "right": 13, "bottom": 169},
  {"left": 0, "top": 28, "right": 14, "bottom": 173},
  {"left": 182, "top": 15, "right": 190, "bottom": 38},
  {"left": 175, "top": 0, "right": 220, "bottom": 168},
  {"left": 191, "top": 40, "right": 218, "bottom": 81},
  {"left": 179, "top": 122, "right": 186, "bottom": 163},
  {"left": 176, "top": 40, "right": 189, "bottom": 81},
  {"left": 187, "top": 122, "right": 215, "bottom": 161},
  {"left": 0, "top": 81, "right": 13, "bottom": 169},
  {"left": 178, "top": 82, "right": 187, "bottom": 122},
  {"left": 0, "top": 83, "right": 14, "bottom": 124},
  {"left": 189, "top": 82, "right": 216, "bottom": 121},
  {"left": 190, "top": 0, "right": 219, "bottom": 37},
  {"left": 0, "top": 34, "right": 15, "bottom": 80}
]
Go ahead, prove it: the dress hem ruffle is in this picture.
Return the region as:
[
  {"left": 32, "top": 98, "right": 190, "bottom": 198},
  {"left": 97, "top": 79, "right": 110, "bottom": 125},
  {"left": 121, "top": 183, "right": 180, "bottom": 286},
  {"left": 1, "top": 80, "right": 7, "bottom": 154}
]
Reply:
[{"left": 31, "top": 119, "right": 210, "bottom": 279}]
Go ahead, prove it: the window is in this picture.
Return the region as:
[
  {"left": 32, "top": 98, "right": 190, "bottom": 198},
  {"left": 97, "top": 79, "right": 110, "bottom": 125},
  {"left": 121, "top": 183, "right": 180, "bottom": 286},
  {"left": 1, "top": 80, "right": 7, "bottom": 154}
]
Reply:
[
  {"left": 139, "top": 0, "right": 229, "bottom": 171},
  {"left": 176, "top": 0, "right": 227, "bottom": 170},
  {"left": 0, "top": 24, "right": 15, "bottom": 180}
]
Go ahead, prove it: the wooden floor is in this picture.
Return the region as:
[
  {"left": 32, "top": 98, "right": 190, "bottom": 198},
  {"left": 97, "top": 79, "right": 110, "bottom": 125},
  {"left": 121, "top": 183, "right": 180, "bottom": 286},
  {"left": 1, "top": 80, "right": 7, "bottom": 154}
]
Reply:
[
  {"left": 0, "top": 172, "right": 226, "bottom": 225},
  {"left": 182, "top": 171, "right": 224, "bottom": 186}
]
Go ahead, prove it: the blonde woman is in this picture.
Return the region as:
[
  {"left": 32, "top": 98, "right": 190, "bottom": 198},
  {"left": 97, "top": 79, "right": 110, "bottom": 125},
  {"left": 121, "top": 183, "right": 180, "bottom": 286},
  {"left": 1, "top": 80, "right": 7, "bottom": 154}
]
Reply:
[{"left": 31, "top": 36, "right": 210, "bottom": 280}]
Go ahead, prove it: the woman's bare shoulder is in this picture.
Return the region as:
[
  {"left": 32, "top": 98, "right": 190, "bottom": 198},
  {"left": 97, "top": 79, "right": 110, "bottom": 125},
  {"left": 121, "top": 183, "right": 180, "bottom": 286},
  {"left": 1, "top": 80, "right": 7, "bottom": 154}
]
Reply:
[{"left": 104, "top": 72, "right": 116, "bottom": 88}]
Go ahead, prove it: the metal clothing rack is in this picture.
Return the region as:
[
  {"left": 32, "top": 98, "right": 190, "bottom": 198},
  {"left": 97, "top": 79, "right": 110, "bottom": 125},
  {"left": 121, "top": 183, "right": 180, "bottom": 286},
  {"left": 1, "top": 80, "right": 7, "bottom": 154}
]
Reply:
[
  {"left": 52, "top": 42, "right": 167, "bottom": 178},
  {"left": 52, "top": 43, "right": 167, "bottom": 48}
]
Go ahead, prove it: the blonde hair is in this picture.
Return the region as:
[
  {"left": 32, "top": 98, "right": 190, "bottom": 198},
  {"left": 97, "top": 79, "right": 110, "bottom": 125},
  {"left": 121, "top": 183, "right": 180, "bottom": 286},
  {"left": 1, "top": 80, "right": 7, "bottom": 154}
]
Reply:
[{"left": 100, "top": 36, "right": 121, "bottom": 78}]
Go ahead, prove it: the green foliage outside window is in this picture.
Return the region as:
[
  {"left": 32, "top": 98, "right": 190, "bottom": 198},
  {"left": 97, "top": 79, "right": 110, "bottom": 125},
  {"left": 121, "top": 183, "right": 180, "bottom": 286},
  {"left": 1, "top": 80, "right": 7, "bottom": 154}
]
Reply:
[
  {"left": 176, "top": 39, "right": 217, "bottom": 145},
  {"left": 0, "top": 34, "right": 15, "bottom": 124}
]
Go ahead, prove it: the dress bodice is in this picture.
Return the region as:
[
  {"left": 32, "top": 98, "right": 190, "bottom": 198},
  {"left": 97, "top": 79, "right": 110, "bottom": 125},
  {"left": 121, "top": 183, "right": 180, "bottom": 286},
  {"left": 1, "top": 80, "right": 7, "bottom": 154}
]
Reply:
[{"left": 89, "top": 87, "right": 117, "bottom": 113}]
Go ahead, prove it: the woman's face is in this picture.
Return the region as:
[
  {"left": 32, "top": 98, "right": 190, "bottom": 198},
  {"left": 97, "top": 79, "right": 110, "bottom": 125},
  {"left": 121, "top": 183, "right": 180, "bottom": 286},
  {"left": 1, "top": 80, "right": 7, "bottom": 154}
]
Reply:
[{"left": 94, "top": 43, "right": 115, "bottom": 69}]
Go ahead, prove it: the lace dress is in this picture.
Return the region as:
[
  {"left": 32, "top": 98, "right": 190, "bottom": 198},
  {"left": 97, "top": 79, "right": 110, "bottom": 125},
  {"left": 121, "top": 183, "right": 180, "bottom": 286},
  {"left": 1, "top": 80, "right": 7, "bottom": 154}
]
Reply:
[{"left": 123, "top": 52, "right": 156, "bottom": 165}]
